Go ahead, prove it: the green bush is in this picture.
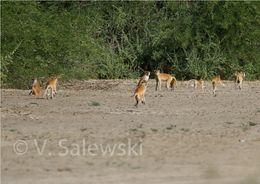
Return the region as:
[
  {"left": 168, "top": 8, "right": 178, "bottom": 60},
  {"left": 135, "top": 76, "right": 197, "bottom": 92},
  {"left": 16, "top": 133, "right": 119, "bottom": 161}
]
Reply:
[{"left": 1, "top": 1, "right": 259, "bottom": 88}]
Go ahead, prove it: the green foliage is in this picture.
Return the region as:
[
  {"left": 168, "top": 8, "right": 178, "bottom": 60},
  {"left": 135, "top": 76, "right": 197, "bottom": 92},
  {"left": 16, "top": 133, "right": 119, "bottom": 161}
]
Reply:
[{"left": 1, "top": 1, "right": 260, "bottom": 88}]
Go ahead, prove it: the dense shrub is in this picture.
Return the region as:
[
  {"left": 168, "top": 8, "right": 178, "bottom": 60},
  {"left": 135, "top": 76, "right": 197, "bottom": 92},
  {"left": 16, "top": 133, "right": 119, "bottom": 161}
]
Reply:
[{"left": 1, "top": 1, "right": 259, "bottom": 88}]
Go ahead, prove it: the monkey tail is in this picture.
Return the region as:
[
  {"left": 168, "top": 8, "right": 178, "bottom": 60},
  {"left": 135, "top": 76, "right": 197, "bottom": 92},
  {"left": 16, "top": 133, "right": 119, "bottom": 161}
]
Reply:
[
  {"left": 170, "top": 77, "right": 177, "bottom": 90},
  {"left": 134, "top": 93, "right": 140, "bottom": 106}
]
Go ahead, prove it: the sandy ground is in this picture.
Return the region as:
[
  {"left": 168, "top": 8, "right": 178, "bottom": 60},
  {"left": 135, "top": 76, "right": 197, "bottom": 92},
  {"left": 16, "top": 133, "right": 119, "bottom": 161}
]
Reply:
[{"left": 1, "top": 79, "right": 260, "bottom": 184}]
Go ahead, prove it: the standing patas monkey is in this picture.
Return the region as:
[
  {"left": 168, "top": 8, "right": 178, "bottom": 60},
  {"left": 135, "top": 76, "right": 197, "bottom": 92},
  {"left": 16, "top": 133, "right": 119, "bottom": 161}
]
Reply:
[
  {"left": 154, "top": 70, "right": 176, "bottom": 91},
  {"left": 134, "top": 81, "right": 147, "bottom": 107},
  {"left": 44, "top": 77, "right": 58, "bottom": 99},
  {"left": 137, "top": 71, "right": 150, "bottom": 86},
  {"left": 29, "top": 78, "right": 41, "bottom": 96},
  {"left": 212, "top": 75, "right": 225, "bottom": 94},
  {"left": 233, "top": 71, "right": 245, "bottom": 90}
]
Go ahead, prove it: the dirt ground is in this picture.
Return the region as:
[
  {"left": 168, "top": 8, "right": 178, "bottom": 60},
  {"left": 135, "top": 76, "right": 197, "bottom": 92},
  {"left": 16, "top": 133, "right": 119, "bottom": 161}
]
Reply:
[{"left": 1, "top": 79, "right": 260, "bottom": 184}]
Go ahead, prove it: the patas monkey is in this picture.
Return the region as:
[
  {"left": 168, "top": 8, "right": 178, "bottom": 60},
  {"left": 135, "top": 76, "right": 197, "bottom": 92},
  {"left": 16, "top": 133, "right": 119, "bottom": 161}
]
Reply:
[
  {"left": 134, "top": 81, "right": 147, "bottom": 107},
  {"left": 29, "top": 78, "right": 41, "bottom": 96},
  {"left": 137, "top": 71, "right": 150, "bottom": 86},
  {"left": 233, "top": 71, "right": 245, "bottom": 90},
  {"left": 212, "top": 75, "right": 225, "bottom": 94},
  {"left": 44, "top": 77, "right": 58, "bottom": 99},
  {"left": 187, "top": 79, "right": 205, "bottom": 91},
  {"left": 154, "top": 70, "right": 176, "bottom": 91}
]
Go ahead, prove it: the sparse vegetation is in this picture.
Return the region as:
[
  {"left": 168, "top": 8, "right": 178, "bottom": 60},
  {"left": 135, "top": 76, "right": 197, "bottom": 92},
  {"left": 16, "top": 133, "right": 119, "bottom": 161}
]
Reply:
[
  {"left": 151, "top": 128, "right": 158, "bottom": 133},
  {"left": 88, "top": 101, "right": 101, "bottom": 107},
  {"left": 248, "top": 122, "right": 257, "bottom": 126},
  {"left": 9, "top": 129, "right": 16, "bottom": 132},
  {"left": 166, "top": 125, "right": 176, "bottom": 130},
  {"left": 180, "top": 128, "right": 190, "bottom": 132}
]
